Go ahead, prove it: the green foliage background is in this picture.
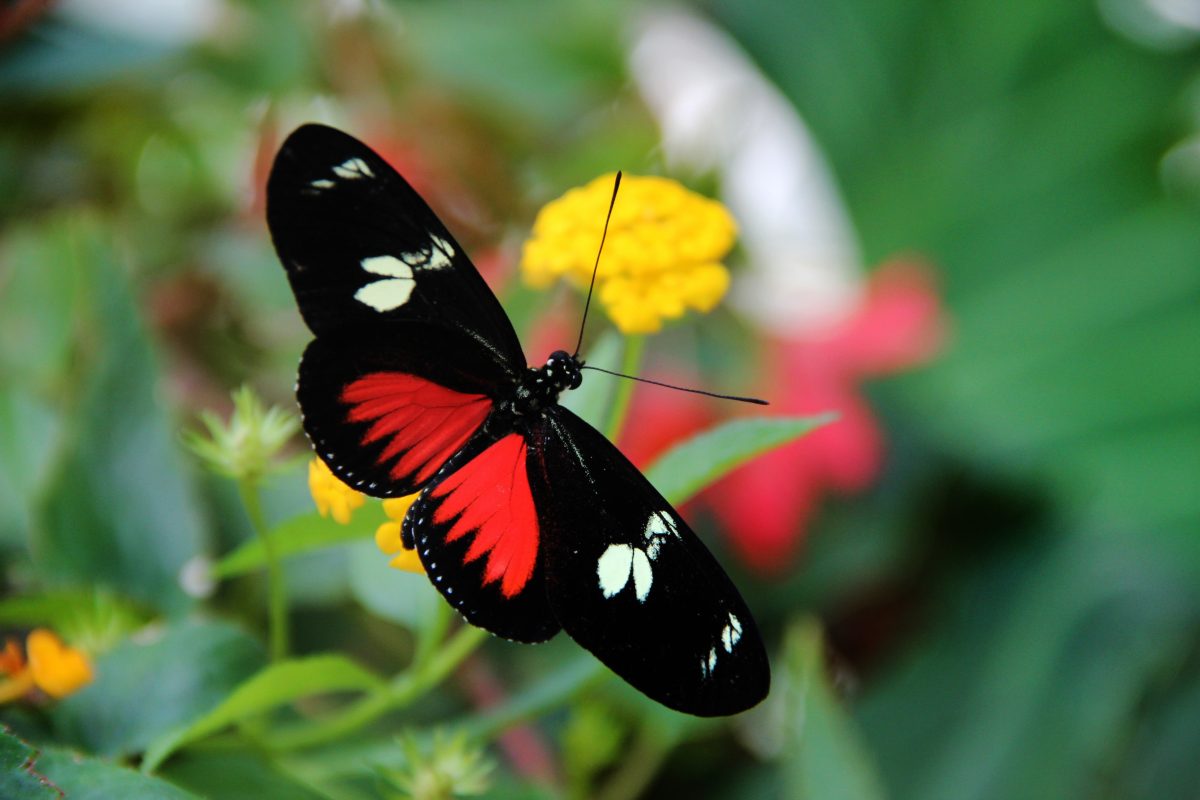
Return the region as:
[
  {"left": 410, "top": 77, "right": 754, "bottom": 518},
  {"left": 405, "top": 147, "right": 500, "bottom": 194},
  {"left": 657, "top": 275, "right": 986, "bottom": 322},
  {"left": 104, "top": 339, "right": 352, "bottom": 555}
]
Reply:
[{"left": 1, "top": 1, "right": 1198, "bottom": 798}]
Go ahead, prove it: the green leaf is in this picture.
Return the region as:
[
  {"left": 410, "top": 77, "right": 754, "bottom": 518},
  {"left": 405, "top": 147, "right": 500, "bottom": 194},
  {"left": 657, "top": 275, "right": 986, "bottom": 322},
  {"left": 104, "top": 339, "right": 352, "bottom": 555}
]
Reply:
[
  {"left": 856, "top": 532, "right": 1190, "bottom": 800},
  {"left": 0, "top": 391, "right": 60, "bottom": 548},
  {"left": 30, "top": 216, "right": 206, "bottom": 614},
  {"left": 0, "top": 727, "right": 60, "bottom": 800},
  {"left": 347, "top": 541, "right": 442, "bottom": 630},
  {"left": 0, "top": 589, "right": 146, "bottom": 655},
  {"left": 646, "top": 415, "right": 834, "bottom": 505},
  {"left": 460, "top": 655, "right": 604, "bottom": 741},
  {"left": 213, "top": 506, "right": 387, "bottom": 579},
  {"left": 560, "top": 329, "right": 622, "bottom": 429},
  {"left": 34, "top": 746, "right": 199, "bottom": 800},
  {"left": 780, "top": 618, "right": 887, "bottom": 800},
  {"left": 159, "top": 747, "right": 329, "bottom": 800},
  {"left": 142, "top": 654, "right": 385, "bottom": 772},
  {"left": 51, "top": 619, "right": 264, "bottom": 759}
]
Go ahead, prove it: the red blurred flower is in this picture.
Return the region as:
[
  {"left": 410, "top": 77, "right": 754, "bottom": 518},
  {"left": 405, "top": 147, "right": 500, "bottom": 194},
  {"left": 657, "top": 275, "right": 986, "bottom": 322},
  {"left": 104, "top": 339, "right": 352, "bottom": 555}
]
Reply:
[
  {"left": 709, "top": 259, "right": 944, "bottom": 575},
  {"left": 618, "top": 369, "right": 714, "bottom": 473}
]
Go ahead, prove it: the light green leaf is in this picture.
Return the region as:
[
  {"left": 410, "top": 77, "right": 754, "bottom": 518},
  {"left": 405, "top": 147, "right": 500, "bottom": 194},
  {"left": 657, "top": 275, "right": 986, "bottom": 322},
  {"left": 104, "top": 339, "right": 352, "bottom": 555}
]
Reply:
[
  {"left": 213, "top": 506, "right": 387, "bottom": 579},
  {"left": 781, "top": 618, "right": 887, "bottom": 800},
  {"left": 347, "top": 541, "right": 442, "bottom": 630},
  {"left": 560, "top": 329, "right": 622, "bottom": 429},
  {"left": 142, "top": 654, "right": 385, "bottom": 772},
  {"left": 647, "top": 415, "right": 835, "bottom": 505}
]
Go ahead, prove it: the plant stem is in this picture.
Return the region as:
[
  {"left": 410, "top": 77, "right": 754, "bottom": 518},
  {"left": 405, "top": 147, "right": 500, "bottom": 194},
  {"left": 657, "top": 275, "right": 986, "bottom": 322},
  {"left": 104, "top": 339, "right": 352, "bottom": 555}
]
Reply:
[
  {"left": 595, "top": 723, "right": 674, "bottom": 800},
  {"left": 270, "top": 623, "right": 489, "bottom": 750},
  {"left": 238, "top": 480, "right": 288, "bottom": 662},
  {"left": 604, "top": 334, "right": 645, "bottom": 441}
]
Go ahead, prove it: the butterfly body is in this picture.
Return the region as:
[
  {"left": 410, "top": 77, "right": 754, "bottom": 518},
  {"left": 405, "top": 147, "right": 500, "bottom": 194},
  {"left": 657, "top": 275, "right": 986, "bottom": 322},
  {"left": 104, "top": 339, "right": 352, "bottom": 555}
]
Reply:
[{"left": 268, "top": 124, "right": 769, "bottom": 716}]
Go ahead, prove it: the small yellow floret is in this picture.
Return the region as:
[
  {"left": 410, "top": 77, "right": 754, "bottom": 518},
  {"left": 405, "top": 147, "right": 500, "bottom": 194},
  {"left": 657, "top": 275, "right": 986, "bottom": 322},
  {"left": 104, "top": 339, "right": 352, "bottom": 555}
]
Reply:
[
  {"left": 308, "top": 458, "right": 366, "bottom": 524},
  {"left": 375, "top": 495, "right": 425, "bottom": 573}
]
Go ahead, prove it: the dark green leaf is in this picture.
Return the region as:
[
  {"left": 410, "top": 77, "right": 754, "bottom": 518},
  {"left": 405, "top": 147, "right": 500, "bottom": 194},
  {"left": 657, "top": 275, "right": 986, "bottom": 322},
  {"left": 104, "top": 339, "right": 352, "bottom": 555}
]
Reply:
[
  {"left": 160, "top": 747, "right": 329, "bottom": 800},
  {"left": 142, "top": 654, "right": 385, "bottom": 771},
  {"left": 0, "top": 727, "right": 61, "bottom": 800},
  {"left": 35, "top": 746, "right": 199, "bottom": 800},
  {"left": 52, "top": 619, "right": 264, "bottom": 759},
  {"left": 779, "top": 618, "right": 886, "bottom": 800}
]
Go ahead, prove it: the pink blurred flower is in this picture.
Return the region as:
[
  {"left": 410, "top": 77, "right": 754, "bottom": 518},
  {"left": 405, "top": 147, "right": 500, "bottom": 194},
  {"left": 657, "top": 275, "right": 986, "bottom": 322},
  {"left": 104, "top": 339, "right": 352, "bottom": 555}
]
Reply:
[{"left": 708, "top": 259, "right": 945, "bottom": 574}]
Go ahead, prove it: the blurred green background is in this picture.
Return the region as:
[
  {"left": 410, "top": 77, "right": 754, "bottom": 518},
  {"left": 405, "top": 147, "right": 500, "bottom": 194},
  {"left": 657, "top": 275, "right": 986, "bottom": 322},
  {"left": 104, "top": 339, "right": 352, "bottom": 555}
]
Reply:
[{"left": 1, "top": 1, "right": 1198, "bottom": 798}]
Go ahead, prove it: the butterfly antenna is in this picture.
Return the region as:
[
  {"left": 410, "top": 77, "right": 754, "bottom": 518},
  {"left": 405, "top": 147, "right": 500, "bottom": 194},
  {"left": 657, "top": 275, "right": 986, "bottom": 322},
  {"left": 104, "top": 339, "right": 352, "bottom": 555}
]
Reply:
[
  {"left": 573, "top": 171, "right": 622, "bottom": 358},
  {"left": 580, "top": 365, "right": 768, "bottom": 405}
]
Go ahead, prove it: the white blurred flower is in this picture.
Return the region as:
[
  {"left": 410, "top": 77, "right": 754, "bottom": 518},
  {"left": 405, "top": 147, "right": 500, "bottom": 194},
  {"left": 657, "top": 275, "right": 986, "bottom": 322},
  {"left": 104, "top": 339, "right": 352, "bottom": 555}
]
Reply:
[{"left": 628, "top": 7, "right": 864, "bottom": 336}]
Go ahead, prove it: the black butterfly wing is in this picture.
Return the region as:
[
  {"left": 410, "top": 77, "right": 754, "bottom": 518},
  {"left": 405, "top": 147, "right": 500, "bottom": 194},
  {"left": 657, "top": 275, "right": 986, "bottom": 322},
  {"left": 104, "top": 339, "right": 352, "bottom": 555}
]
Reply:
[
  {"left": 267, "top": 123, "right": 524, "bottom": 370},
  {"left": 269, "top": 124, "right": 557, "bottom": 640},
  {"left": 528, "top": 407, "right": 770, "bottom": 716},
  {"left": 401, "top": 429, "right": 561, "bottom": 643},
  {"left": 298, "top": 325, "right": 514, "bottom": 497},
  {"left": 269, "top": 124, "right": 528, "bottom": 497}
]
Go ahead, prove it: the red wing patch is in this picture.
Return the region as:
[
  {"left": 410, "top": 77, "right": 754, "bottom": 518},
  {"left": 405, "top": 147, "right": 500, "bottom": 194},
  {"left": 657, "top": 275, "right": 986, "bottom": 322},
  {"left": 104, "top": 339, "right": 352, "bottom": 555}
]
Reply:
[
  {"left": 429, "top": 434, "right": 539, "bottom": 598},
  {"left": 341, "top": 372, "right": 491, "bottom": 485}
]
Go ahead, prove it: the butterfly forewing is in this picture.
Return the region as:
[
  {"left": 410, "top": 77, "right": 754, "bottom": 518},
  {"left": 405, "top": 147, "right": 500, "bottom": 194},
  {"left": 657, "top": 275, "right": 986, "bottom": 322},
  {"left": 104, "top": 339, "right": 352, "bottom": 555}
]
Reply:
[
  {"left": 298, "top": 326, "right": 513, "bottom": 496},
  {"left": 267, "top": 123, "right": 524, "bottom": 370},
  {"left": 529, "top": 407, "right": 770, "bottom": 716}
]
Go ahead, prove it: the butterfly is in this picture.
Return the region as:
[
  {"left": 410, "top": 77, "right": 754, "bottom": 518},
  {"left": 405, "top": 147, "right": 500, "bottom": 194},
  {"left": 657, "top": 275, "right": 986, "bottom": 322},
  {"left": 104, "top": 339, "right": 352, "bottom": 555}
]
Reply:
[{"left": 266, "top": 124, "right": 769, "bottom": 716}]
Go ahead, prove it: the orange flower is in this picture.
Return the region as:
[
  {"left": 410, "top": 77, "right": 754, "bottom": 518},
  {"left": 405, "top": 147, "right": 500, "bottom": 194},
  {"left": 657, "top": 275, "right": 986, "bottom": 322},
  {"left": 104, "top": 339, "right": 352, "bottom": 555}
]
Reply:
[{"left": 0, "top": 629, "right": 94, "bottom": 703}]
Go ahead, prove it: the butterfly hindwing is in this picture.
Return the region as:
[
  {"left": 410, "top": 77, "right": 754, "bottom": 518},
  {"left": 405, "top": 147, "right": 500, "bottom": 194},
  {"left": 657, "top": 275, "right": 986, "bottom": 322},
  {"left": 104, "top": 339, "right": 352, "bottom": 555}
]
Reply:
[
  {"left": 528, "top": 407, "right": 770, "bottom": 716},
  {"left": 267, "top": 123, "right": 524, "bottom": 372},
  {"left": 403, "top": 430, "right": 560, "bottom": 643}
]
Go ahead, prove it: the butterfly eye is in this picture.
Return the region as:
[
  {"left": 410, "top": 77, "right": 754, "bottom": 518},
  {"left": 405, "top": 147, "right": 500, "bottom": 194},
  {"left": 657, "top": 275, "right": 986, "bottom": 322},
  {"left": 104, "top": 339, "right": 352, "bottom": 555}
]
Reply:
[{"left": 569, "top": 371, "right": 583, "bottom": 390}]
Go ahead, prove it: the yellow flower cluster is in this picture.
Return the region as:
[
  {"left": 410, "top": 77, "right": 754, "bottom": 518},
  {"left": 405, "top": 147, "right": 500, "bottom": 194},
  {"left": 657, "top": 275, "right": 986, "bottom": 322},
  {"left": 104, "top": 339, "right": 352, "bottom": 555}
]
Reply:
[
  {"left": 374, "top": 496, "right": 425, "bottom": 574},
  {"left": 306, "top": 459, "right": 424, "bottom": 573},
  {"left": 308, "top": 458, "right": 365, "bottom": 524},
  {"left": 520, "top": 174, "right": 736, "bottom": 334},
  {"left": 0, "top": 629, "right": 94, "bottom": 703}
]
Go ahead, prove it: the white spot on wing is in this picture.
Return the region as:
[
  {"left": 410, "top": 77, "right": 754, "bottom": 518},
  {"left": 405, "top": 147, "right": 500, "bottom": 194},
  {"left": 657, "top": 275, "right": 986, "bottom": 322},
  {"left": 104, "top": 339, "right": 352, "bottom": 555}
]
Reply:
[
  {"left": 399, "top": 234, "right": 456, "bottom": 272},
  {"left": 332, "top": 157, "right": 373, "bottom": 179},
  {"left": 597, "top": 544, "right": 633, "bottom": 598},
  {"left": 631, "top": 549, "right": 653, "bottom": 601},
  {"left": 356, "top": 255, "right": 415, "bottom": 312},
  {"left": 310, "top": 178, "right": 335, "bottom": 189},
  {"left": 643, "top": 511, "right": 679, "bottom": 560},
  {"left": 361, "top": 255, "right": 412, "bottom": 278},
  {"left": 720, "top": 613, "right": 743, "bottom": 653},
  {"left": 598, "top": 543, "right": 655, "bottom": 602}
]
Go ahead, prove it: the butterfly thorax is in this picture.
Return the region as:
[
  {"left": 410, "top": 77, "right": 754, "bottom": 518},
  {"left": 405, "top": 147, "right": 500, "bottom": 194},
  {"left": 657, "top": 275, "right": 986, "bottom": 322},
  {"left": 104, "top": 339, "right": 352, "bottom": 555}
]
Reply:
[{"left": 506, "top": 349, "right": 582, "bottom": 418}]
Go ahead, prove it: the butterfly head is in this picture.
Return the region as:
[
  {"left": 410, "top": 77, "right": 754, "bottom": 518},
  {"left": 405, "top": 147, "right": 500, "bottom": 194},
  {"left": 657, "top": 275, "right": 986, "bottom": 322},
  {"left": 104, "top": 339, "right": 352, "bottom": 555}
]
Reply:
[
  {"left": 544, "top": 350, "right": 583, "bottom": 391},
  {"left": 508, "top": 350, "right": 583, "bottom": 418}
]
